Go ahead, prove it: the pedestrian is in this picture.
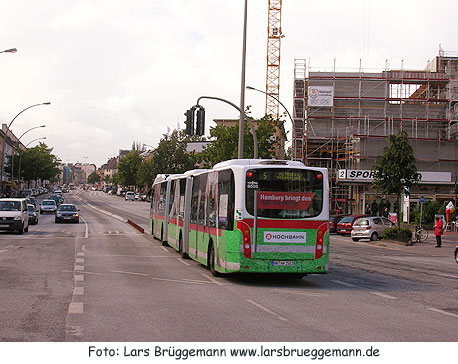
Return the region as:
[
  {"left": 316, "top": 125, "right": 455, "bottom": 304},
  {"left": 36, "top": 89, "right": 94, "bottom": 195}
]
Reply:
[
  {"left": 434, "top": 216, "right": 444, "bottom": 247},
  {"left": 383, "top": 207, "right": 389, "bottom": 218}
]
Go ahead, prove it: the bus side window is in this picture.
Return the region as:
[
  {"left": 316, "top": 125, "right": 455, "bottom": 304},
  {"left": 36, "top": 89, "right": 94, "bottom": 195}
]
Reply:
[
  {"left": 218, "top": 170, "right": 235, "bottom": 231},
  {"left": 179, "top": 178, "right": 186, "bottom": 218},
  {"left": 198, "top": 174, "right": 208, "bottom": 226},
  {"left": 169, "top": 180, "right": 175, "bottom": 218},
  {"left": 207, "top": 172, "right": 217, "bottom": 228},
  {"left": 190, "top": 177, "right": 199, "bottom": 224}
]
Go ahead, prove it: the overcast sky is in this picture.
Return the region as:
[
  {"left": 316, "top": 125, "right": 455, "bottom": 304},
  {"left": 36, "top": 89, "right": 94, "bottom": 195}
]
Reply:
[{"left": 0, "top": 0, "right": 456, "bottom": 167}]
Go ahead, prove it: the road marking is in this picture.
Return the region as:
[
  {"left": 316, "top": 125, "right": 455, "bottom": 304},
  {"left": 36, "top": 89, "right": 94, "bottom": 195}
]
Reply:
[
  {"left": 272, "top": 289, "right": 328, "bottom": 297},
  {"left": 176, "top": 258, "right": 191, "bottom": 266},
  {"left": 371, "top": 292, "right": 397, "bottom": 300},
  {"left": 160, "top": 246, "right": 168, "bottom": 252},
  {"left": 332, "top": 279, "right": 357, "bottom": 287},
  {"left": 427, "top": 308, "right": 458, "bottom": 319},
  {"left": 76, "top": 252, "right": 84, "bottom": 257},
  {"left": 69, "top": 302, "right": 84, "bottom": 314},
  {"left": 80, "top": 216, "right": 89, "bottom": 238},
  {"left": 73, "top": 287, "right": 84, "bottom": 295},
  {"left": 76, "top": 258, "right": 84, "bottom": 264},
  {"left": 74, "top": 275, "right": 84, "bottom": 282},
  {"left": 151, "top": 277, "right": 206, "bottom": 285},
  {"left": 0, "top": 249, "right": 7, "bottom": 254},
  {"left": 115, "top": 230, "right": 120, "bottom": 234},
  {"left": 74, "top": 265, "right": 84, "bottom": 271},
  {"left": 246, "top": 299, "right": 288, "bottom": 322},
  {"left": 201, "top": 273, "right": 225, "bottom": 287},
  {"left": 112, "top": 270, "right": 149, "bottom": 277},
  {"left": 63, "top": 270, "right": 106, "bottom": 276}
]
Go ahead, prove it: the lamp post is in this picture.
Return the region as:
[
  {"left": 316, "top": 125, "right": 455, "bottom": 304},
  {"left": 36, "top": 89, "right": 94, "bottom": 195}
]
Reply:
[
  {"left": 0, "top": 102, "right": 51, "bottom": 194},
  {"left": 18, "top": 137, "right": 46, "bottom": 184},
  {"left": 238, "top": 0, "right": 248, "bottom": 159},
  {"left": 11, "top": 125, "right": 46, "bottom": 183},
  {"left": 0, "top": 48, "right": 17, "bottom": 54},
  {"left": 246, "top": 85, "right": 293, "bottom": 159}
]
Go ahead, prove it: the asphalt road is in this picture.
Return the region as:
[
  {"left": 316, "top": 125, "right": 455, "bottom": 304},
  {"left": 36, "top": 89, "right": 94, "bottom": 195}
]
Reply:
[{"left": 1, "top": 189, "right": 457, "bottom": 342}]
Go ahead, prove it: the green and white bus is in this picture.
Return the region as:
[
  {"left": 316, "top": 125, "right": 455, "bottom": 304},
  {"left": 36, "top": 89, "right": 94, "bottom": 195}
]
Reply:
[{"left": 150, "top": 159, "right": 329, "bottom": 276}]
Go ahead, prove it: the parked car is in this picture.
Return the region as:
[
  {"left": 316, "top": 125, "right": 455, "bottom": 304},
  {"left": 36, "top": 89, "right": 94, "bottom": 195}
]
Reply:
[
  {"left": 351, "top": 216, "right": 394, "bottom": 241},
  {"left": 125, "top": 191, "right": 135, "bottom": 201},
  {"left": 134, "top": 193, "right": 140, "bottom": 200},
  {"left": 336, "top": 214, "right": 369, "bottom": 235},
  {"left": 0, "top": 198, "right": 29, "bottom": 234},
  {"left": 27, "top": 204, "right": 39, "bottom": 225},
  {"left": 55, "top": 204, "right": 80, "bottom": 223},
  {"left": 40, "top": 199, "right": 57, "bottom": 214},
  {"left": 330, "top": 214, "right": 346, "bottom": 234},
  {"left": 455, "top": 246, "right": 458, "bottom": 264}
]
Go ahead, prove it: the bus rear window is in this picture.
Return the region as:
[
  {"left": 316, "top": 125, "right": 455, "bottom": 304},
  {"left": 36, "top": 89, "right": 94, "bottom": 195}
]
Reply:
[{"left": 245, "top": 168, "right": 323, "bottom": 219}]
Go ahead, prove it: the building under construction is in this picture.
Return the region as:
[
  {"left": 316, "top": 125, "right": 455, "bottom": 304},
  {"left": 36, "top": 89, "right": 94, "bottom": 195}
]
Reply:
[{"left": 293, "top": 51, "right": 458, "bottom": 220}]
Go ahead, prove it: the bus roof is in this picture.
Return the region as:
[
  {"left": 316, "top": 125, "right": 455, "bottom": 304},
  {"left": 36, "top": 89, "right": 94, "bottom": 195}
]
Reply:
[{"left": 213, "top": 159, "right": 306, "bottom": 169}]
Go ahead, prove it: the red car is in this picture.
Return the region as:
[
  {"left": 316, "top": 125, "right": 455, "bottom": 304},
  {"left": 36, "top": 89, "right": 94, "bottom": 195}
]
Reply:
[{"left": 336, "top": 214, "right": 369, "bottom": 235}]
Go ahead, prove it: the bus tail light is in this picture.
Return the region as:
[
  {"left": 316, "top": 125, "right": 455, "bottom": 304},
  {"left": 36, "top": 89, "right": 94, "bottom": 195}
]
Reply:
[
  {"left": 242, "top": 228, "right": 252, "bottom": 258},
  {"left": 315, "top": 223, "right": 327, "bottom": 259}
]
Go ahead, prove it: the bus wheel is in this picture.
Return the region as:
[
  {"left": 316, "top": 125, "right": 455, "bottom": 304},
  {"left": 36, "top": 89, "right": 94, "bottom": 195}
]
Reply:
[
  {"left": 208, "top": 243, "right": 221, "bottom": 277},
  {"left": 161, "top": 226, "right": 168, "bottom": 246},
  {"left": 179, "top": 236, "right": 189, "bottom": 259}
]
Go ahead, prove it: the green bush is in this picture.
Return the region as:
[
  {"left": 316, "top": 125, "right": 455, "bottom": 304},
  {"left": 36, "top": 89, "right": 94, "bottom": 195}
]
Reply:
[
  {"left": 410, "top": 200, "right": 446, "bottom": 225},
  {"left": 382, "top": 227, "right": 412, "bottom": 243}
]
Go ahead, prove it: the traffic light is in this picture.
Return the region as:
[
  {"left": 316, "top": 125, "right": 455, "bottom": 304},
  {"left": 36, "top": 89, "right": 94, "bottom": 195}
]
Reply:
[
  {"left": 196, "top": 107, "right": 205, "bottom": 136},
  {"left": 184, "top": 108, "right": 195, "bottom": 136}
]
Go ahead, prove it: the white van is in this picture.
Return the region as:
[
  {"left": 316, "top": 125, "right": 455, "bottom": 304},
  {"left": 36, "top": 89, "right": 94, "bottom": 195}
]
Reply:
[{"left": 0, "top": 198, "right": 29, "bottom": 234}]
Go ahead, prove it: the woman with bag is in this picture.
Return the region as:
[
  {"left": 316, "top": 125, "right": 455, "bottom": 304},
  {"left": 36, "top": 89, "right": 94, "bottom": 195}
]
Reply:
[{"left": 434, "top": 216, "right": 444, "bottom": 247}]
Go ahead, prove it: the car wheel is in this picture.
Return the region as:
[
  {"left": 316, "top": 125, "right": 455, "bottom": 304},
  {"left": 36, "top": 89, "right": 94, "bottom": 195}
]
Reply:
[
  {"left": 352, "top": 238, "right": 360, "bottom": 242},
  {"left": 17, "top": 223, "right": 24, "bottom": 235},
  {"left": 370, "top": 232, "right": 378, "bottom": 241},
  {"left": 455, "top": 248, "right": 458, "bottom": 264},
  {"left": 55, "top": 218, "right": 58, "bottom": 223},
  {"left": 40, "top": 210, "right": 43, "bottom": 215}
]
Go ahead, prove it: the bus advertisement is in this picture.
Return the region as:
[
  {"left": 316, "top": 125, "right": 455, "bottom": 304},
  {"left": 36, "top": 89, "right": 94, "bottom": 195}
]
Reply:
[{"left": 150, "top": 159, "right": 329, "bottom": 277}]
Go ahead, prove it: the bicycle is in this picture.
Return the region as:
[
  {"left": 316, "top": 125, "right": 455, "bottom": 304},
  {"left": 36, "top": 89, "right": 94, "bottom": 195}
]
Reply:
[{"left": 414, "top": 225, "right": 428, "bottom": 242}]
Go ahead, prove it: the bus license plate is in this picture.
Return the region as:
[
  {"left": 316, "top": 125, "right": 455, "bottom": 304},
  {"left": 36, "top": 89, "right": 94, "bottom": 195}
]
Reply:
[{"left": 272, "top": 260, "right": 294, "bottom": 267}]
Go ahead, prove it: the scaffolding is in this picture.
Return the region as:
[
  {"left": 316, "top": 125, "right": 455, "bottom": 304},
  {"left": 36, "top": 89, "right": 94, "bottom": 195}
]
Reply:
[{"left": 293, "top": 52, "right": 458, "bottom": 212}]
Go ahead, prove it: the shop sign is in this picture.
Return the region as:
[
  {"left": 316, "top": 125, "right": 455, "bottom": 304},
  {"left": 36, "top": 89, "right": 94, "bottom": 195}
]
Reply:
[{"left": 338, "top": 170, "right": 451, "bottom": 183}]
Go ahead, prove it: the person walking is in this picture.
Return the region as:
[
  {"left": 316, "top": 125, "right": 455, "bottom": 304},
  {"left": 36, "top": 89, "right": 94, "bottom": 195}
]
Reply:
[{"left": 434, "top": 216, "right": 444, "bottom": 247}]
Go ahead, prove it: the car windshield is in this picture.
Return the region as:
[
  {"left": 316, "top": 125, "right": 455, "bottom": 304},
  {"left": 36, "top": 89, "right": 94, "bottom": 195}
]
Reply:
[
  {"left": 58, "top": 205, "right": 76, "bottom": 211},
  {"left": 339, "top": 216, "right": 356, "bottom": 223},
  {"left": 354, "top": 218, "right": 369, "bottom": 226},
  {"left": 0, "top": 201, "right": 21, "bottom": 211},
  {"left": 43, "top": 201, "right": 56, "bottom": 205}
]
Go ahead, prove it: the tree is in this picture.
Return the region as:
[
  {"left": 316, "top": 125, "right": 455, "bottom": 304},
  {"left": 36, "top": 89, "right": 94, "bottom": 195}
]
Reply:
[
  {"left": 117, "top": 151, "right": 143, "bottom": 188},
  {"left": 5, "top": 142, "right": 60, "bottom": 186},
  {"left": 198, "top": 114, "right": 282, "bottom": 168},
  {"left": 87, "top": 171, "right": 101, "bottom": 184},
  {"left": 136, "top": 159, "right": 156, "bottom": 190},
  {"left": 371, "top": 130, "right": 421, "bottom": 228}
]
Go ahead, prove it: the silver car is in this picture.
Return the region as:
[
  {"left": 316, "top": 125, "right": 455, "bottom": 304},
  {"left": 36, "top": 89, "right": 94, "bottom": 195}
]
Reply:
[
  {"left": 351, "top": 216, "right": 394, "bottom": 241},
  {"left": 40, "top": 199, "right": 57, "bottom": 214}
]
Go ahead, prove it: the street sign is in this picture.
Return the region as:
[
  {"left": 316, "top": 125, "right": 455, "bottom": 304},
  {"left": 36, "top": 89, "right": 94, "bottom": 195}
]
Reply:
[{"left": 419, "top": 196, "right": 426, "bottom": 204}]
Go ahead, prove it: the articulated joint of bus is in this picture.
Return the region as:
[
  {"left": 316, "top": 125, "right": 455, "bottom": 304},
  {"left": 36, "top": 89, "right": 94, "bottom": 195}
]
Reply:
[{"left": 315, "top": 223, "right": 328, "bottom": 260}]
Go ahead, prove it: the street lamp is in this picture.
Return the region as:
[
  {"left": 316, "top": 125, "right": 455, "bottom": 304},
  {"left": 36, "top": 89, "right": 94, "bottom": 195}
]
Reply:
[
  {"left": 18, "top": 137, "right": 46, "bottom": 184},
  {"left": 238, "top": 0, "right": 248, "bottom": 159},
  {"left": 1, "top": 102, "right": 51, "bottom": 194},
  {"left": 11, "top": 124, "right": 46, "bottom": 183},
  {"left": 0, "top": 48, "right": 17, "bottom": 54},
  {"left": 246, "top": 85, "right": 294, "bottom": 159}
]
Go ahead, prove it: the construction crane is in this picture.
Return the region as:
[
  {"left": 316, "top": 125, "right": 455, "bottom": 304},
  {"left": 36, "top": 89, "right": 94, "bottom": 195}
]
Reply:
[{"left": 265, "top": 0, "right": 283, "bottom": 118}]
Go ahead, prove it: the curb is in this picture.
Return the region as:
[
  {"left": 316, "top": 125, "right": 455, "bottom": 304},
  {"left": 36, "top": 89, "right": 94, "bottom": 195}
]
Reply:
[{"left": 127, "top": 219, "right": 144, "bottom": 234}]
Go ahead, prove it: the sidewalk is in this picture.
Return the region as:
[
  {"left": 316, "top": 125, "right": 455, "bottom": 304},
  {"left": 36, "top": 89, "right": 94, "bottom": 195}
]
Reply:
[{"left": 371, "top": 231, "right": 458, "bottom": 257}]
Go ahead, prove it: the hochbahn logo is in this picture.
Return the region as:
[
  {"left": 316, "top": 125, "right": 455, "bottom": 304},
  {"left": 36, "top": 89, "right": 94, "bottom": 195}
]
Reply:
[{"left": 264, "top": 231, "right": 306, "bottom": 243}]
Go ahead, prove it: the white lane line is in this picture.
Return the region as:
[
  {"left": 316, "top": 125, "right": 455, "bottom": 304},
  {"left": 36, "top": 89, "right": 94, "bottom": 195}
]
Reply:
[
  {"left": 73, "top": 287, "right": 84, "bottom": 295},
  {"left": 76, "top": 258, "right": 84, "bottom": 264},
  {"left": 246, "top": 299, "right": 288, "bottom": 322},
  {"left": 112, "top": 270, "right": 149, "bottom": 277},
  {"left": 201, "top": 273, "right": 225, "bottom": 287},
  {"left": 76, "top": 252, "right": 84, "bottom": 257},
  {"left": 0, "top": 249, "right": 8, "bottom": 254},
  {"left": 74, "top": 265, "right": 84, "bottom": 271},
  {"left": 272, "top": 289, "right": 328, "bottom": 297},
  {"left": 69, "top": 302, "right": 84, "bottom": 314},
  {"left": 427, "top": 308, "right": 458, "bottom": 319},
  {"left": 371, "top": 292, "right": 397, "bottom": 300},
  {"left": 80, "top": 216, "right": 89, "bottom": 239},
  {"left": 176, "top": 258, "right": 191, "bottom": 266},
  {"left": 332, "top": 279, "right": 357, "bottom": 287},
  {"left": 160, "top": 246, "right": 168, "bottom": 252},
  {"left": 62, "top": 270, "right": 106, "bottom": 276},
  {"left": 74, "top": 275, "right": 84, "bottom": 282},
  {"left": 151, "top": 277, "right": 206, "bottom": 285}
]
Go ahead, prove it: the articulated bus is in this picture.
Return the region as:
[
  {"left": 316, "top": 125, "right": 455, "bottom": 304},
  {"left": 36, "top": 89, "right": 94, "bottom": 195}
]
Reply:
[{"left": 150, "top": 159, "right": 329, "bottom": 276}]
